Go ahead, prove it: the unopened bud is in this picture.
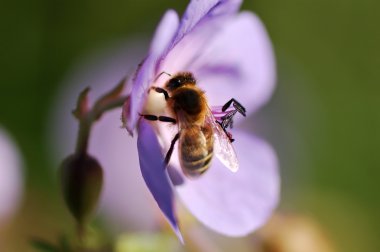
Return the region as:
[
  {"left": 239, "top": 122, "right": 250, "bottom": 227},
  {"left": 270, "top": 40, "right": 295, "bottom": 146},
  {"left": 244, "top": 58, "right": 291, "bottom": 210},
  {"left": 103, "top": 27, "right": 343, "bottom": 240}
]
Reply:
[
  {"left": 60, "top": 153, "right": 103, "bottom": 225},
  {"left": 258, "top": 213, "right": 336, "bottom": 252}
]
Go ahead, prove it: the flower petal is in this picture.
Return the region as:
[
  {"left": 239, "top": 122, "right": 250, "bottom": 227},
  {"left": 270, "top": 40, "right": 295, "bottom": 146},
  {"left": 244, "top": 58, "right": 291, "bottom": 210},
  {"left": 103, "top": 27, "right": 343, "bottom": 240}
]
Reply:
[
  {"left": 172, "top": 0, "right": 242, "bottom": 46},
  {"left": 0, "top": 127, "right": 23, "bottom": 225},
  {"left": 93, "top": 110, "right": 158, "bottom": 231},
  {"left": 162, "top": 12, "right": 276, "bottom": 115},
  {"left": 150, "top": 10, "right": 180, "bottom": 63},
  {"left": 175, "top": 131, "right": 280, "bottom": 236},
  {"left": 127, "top": 10, "right": 179, "bottom": 132},
  {"left": 137, "top": 119, "right": 183, "bottom": 242}
]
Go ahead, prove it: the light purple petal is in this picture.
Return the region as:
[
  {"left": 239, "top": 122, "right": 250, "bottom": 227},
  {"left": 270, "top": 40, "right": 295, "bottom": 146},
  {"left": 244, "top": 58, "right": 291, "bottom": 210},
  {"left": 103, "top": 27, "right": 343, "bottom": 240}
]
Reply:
[
  {"left": 161, "top": 12, "right": 276, "bottom": 115},
  {"left": 0, "top": 127, "right": 23, "bottom": 226},
  {"left": 93, "top": 110, "right": 158, "bottom": 231},
  {"left": 127, "top": 10, "right": 179, "bottom": 132},
  {"left": 150, "top": 10, "right": 179, "bottom": 60},
  {"left": 137, "top": 120, "right": 183, "bottom": 242},
  {"left": 172, "top": 0, "right": 242, "bottom": 46},
  {"left": 175, "top": 130, "right": 280, "bottom": 236}
]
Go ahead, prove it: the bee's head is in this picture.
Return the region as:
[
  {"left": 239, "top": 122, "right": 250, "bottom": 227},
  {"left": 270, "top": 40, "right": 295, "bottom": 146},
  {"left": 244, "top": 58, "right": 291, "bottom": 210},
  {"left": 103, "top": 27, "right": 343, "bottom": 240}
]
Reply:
[{"left": 166, "top": 72, "right": 196, "bottom": 91}]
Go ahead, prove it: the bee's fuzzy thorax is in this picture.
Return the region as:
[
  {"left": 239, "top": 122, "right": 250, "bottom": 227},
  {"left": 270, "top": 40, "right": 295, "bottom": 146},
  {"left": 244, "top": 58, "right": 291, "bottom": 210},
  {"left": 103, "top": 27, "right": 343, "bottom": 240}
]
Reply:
[{"left": 169, "top": 85, "right": 207, "bottom": 126}]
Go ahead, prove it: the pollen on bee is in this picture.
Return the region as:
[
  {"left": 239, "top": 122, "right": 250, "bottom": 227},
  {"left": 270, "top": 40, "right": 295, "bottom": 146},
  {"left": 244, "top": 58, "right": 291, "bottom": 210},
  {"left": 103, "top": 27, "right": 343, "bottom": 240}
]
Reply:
[{"left": 142, "top": 88, "right": 167, "bottom": 115}]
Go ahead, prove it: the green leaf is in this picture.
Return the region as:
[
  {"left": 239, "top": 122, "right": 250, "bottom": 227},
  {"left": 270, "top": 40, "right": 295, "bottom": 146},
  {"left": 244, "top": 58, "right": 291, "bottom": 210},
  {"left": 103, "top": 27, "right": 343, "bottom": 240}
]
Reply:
[
  {"left": 58, "top": 234, "right": 72, "bottom": 252},
  {"left": 30, "top": 238, "right": 59, "bottom": 252}
]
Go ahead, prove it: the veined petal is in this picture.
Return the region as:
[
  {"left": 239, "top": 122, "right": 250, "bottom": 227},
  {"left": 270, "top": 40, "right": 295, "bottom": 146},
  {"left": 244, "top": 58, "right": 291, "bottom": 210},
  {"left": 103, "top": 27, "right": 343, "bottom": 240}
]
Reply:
[
  {"left": 127, "top": 10, "right": 179, "bottom": 132},
  {"left": 176, "top": 131, "right": 280, "bottom": 236},
  {"left": 172, "top": 0, "right": 242, "bottom": 46},
  {"left": 162, "top": 12, "right": 276, "bottom": 116},
  {"left": 137, "top": 120, "right": 183, "bottom": 242}
]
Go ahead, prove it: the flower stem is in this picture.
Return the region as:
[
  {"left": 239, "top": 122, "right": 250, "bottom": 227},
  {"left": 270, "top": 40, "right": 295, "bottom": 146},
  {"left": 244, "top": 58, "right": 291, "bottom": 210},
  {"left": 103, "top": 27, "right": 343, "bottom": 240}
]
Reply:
[
  {"left": 77, "top": 222, "right": 85, "bottom": 251},
  {"left": 74, "top": 95, "right": 128, "bottom": 156},
  {"left": 70, "top": 81, "right": 128, "bottom": 250},
  {"left": 75, "top": 117, "right": 92, "bottom": 156}
]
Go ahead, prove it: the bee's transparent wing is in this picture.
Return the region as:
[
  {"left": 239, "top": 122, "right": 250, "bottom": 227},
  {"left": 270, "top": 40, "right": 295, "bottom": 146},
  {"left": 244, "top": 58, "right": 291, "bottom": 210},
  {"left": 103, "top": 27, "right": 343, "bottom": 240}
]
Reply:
[{"left": 206, "top": 111, "right": 239, "bottom": 172}]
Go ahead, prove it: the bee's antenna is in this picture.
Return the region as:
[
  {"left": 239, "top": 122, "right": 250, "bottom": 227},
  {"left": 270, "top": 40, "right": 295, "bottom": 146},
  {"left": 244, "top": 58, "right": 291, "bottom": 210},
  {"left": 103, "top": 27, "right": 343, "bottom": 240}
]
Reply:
[{"left": 154, "top": 71, "right": 172, "bottom": 82}]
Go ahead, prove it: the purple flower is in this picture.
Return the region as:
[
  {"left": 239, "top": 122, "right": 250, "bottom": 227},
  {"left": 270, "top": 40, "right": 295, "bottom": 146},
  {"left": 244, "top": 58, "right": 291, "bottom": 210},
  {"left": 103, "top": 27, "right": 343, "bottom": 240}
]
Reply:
[
  {"left": 0, "top": 127, "right": 23, "bottom": 227},
  {"left": 124, "top": 0, "right": 279, "bottom": 240}
]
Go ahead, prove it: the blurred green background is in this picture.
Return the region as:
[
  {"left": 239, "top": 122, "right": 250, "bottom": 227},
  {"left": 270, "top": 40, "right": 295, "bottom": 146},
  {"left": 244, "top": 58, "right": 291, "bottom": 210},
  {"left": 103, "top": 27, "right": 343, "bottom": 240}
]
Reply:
[{"left": 0, "top": 0, "right": 379, "bottom": 251}]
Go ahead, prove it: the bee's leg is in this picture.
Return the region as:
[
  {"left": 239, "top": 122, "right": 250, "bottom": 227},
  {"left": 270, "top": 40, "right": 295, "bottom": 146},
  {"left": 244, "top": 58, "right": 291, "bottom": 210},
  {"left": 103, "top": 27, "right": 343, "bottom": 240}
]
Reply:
[
  {"left": 226, "top": 132, "right": 235, "bottom": 143},
  {"left": 218, "top": 98, "right": 246, "bottom": 138},
  {"left": 221, "top": 110, "right": 237, "bottom": 129},
  {"left": 150, "top": 87, "right": 170, "bottom": 101},
  {"left": 217, "top": 109, "right": 239, "bottom": 142},
  {"left": 164, "top": 132, "right": 180, "bottom": 166},
  {"left": 140, "top": 114, "right": 176, "bottom": 124},
  {"left": 222, "top": 98, "right": 246, "bottom": 117},
  {"left": 158, "top": 116, "right": 176, "bottom": 124},
  {"left": 216, "top": 120, "right": 235, "bottom": 142}
]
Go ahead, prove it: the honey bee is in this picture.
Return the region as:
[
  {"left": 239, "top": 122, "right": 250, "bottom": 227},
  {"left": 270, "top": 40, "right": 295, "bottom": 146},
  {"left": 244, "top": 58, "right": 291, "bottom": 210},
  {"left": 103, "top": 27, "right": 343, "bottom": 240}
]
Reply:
[{"left": 140, "top": 72, "right": 245, "bottom": 177}]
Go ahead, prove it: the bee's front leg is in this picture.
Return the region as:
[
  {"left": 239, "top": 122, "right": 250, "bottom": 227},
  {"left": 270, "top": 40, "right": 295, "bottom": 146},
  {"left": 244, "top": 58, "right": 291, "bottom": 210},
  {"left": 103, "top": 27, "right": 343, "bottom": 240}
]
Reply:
[{"left": 151, "top": 87, "right": 170, "bottom": 100}]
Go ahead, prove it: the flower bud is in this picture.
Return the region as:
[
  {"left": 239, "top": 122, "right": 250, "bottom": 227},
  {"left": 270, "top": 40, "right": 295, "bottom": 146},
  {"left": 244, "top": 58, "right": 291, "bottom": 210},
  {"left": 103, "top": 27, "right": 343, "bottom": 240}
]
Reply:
[
  {"left": 258, "top": 213, "right": 336, "bottom": 252},
  {"left": 60, "top": 153, "right": 103, "bottom": 224}
]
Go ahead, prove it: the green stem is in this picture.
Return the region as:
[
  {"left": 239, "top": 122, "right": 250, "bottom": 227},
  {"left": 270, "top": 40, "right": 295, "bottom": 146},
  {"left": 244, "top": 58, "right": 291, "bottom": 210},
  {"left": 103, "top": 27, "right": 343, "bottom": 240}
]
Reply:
[
  {"left": 75, "top": 117, "right": 91, "bottom": 156},
  {"left": 77, "top": 222, "right": 86, "bottom": 252}
]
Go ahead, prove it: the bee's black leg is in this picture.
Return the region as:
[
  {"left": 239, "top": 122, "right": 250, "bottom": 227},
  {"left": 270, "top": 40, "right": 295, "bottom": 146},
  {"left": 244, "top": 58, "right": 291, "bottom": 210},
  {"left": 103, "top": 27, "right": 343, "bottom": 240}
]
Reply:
[
  {"left": 221, "top": 110, "right": 237, "bottom": 129},
  {"left": 158, "top": 116, "right": 176, "bottom": 123},
  {"left": 217, "top": 98, "right": 246, "bottom": 140},
  {"left": 217, "top": 99, "right": 246, "bottom": 142},
  {"left": 216, "top": 120, "right": 235, "bottom": 142},
  {"left": 222, "top": 98, "right": 246, "bottom": 117},
  {"left": 140, "top": 114, "right": 176, "bottom": 124},
  {"left": 164, "top": 132, "right": 180, "bottom": 166},
  {"left": 150, "top": 86, "right": 170, "bottom": 100}
]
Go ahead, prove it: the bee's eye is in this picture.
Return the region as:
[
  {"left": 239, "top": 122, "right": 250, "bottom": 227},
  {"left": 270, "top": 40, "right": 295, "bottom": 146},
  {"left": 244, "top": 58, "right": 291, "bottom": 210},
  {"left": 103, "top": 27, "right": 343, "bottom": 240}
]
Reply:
[{"left": 167, "top": 77, "right": 182, "bottom": 90}]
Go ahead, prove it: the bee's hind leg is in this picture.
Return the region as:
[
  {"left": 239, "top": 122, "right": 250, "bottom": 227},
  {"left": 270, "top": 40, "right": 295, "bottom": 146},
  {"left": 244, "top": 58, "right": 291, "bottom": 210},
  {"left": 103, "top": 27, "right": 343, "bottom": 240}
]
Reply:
[
  {"left": 164, "top": 132, "right": 180, "bottom": 166},
  {"left": 216, "top": 120, "right": 235, "bottom": 143},
  {"left": 221, "top": 98, "right": 246, "bottom": 117},
  {"left": 220, "top": 110, "right": 237, "bottom": 129},
  {"left": 217, "top": 98, "right": 247, "bottom": 143}
]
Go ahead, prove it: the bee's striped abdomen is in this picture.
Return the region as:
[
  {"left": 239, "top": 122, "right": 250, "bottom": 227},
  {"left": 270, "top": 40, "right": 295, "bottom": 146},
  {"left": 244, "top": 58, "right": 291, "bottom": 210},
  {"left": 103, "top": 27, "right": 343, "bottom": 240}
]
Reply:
[{"left": 179, "top": 125, "right": 214, "bottom": 177}]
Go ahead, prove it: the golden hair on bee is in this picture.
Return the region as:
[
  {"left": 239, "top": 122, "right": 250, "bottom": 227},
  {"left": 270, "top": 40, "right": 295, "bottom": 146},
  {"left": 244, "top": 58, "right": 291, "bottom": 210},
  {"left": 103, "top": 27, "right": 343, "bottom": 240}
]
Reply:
[
  {"left": 165, "top": 72, "right": 208, "bottom": 127},
  {"left": 163, "top": 72, "right": 212, "bottom": 177},
  {"left": 141, "top": 71, "right": 243, "bottom": 178}
]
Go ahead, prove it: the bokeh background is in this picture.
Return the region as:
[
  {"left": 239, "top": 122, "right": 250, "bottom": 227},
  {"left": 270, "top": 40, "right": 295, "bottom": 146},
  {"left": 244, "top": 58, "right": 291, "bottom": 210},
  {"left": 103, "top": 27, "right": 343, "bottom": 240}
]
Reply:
[{"left": 0, "top": 0, "right": 379, "bottom": 251}]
